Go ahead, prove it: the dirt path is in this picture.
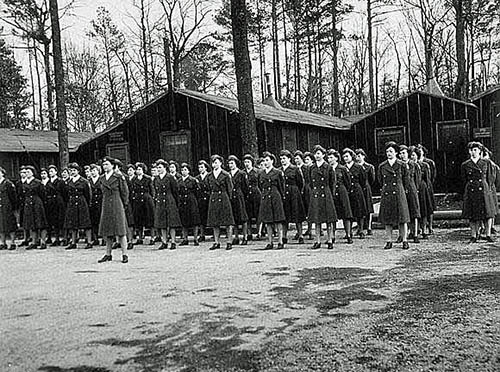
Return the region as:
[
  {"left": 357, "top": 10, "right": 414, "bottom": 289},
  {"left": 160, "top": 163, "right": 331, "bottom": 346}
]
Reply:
[{"left": 0, "top": 229, "right": 498, "bottom": 372}]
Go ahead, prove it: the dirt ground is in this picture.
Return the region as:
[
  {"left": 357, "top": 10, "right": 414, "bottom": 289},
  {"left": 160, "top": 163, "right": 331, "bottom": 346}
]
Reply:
[{"left": 1, "top": 229, "right": 499, "bottom": 372}]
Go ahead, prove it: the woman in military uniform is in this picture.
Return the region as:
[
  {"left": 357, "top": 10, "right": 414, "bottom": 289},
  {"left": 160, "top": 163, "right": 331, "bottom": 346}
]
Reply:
[
  {"left": 302, "top": 151, "right": 314, "bottom": 239},
  {"left": 228, "top": 155, "right": 249, "bottom": 246},
  {"left": 461, "top": 141, "right": 496, "bottom": 243},
  {"left": 45, "top": 165, "right": 67, "bottom": 246},
  {"left": 64, "top": 163, "right": 93, "bottom": 250},
  {"left": 153, "top": 159, "right": 181, "bottom": 250},
  {"left": 178, "top": 163, "right": 201, "bottom": 246},
  {"left": 243, "top": 154, "right": 261, "bottom": 241},
  {"left": 97, "top": 157, "right": 130, "bottom": 263},
  {"left": 355, "top": 149, "right": 375, "bottom": 235},
  {"left": 196, "top": 160, "right": 211, "bottom": 242},
  {"left": 131, "top": 162, "right": 155, "bottom": 245},
  {"left": 327, "top": 149, "right": 354, "bottom": 244},
  {"left": 0, "top": 166, "right": 18, "bottom": 250},
  {"left": 343, "top": 148, "right": 368, "bottom": 239},
  {"left": 88, "top": 164, "right": 103, "bottom": 246},
  {"left": 378, "top": 142, "right": 410, "bottom": 250},
  {"left": 399, "top": 146, "right": 421, "bottom": 243},
  {"left": 280, "top": 150, "right": 306, "bottom": 244},
  {"left": 308, "top": 145, "right": 337, "bottom": 250},
  {"left": 258, "top": 151, "right": 285, "bottom": 250},
  {"left": 23, "top": 166, "right": 48, "bottom": 250},
  {"left": 411, "top": 147, "right": 433, "bottom": 239},
  {"left": 206, "top": 155, "right": 235, "bottom": 250}
]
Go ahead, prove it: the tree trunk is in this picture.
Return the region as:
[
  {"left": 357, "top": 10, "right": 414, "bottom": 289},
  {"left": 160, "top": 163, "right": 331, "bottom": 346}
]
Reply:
[
  {"left": 256, "top": 0, "right": 266, "bottom": 100},
  {"left": 104, "top": 35, "right": 119, "bottom": 123},
  {"left": 271, "top": 0, "right": 281, "bottom": 99},
  {"left": 43, "top": 40, "right": 55, "bottom": 130},
  {"left": 331, "top": 0, "right": 340, "bottom": 116},
  {"left": 49, "top": 0, "right": 69, "bottom": 169},
  {"left": 282, "top": 0, "right": 290, "bottom": 101},
  {"left": 453, "top": 0, "right": 467, "bottom": 99},
  {"left": 230, "top": 0, "right": 258, "bottom": 157},
  {"left": 140, "top": 0, "right": 149, "bottom": 102},
  {"left": 33, "top": 43, "right": 44, "bottom": 129},
  {"left": 367, "top": 0, "right": 375, "bottom": 110},
  {"left": 27, "top": 41, "right": 36, "bottom": 128}
]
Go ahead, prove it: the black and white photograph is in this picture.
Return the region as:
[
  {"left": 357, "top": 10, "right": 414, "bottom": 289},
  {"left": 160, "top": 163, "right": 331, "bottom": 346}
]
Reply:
[{"left": 0, "top": 0, "right": 499, "bottom": 371}]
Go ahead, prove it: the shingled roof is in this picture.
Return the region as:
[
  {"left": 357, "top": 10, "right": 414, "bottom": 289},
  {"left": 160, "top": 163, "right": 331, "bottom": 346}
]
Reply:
[{"left": 0, "top": 129, "right": 94, "bottom": 153}]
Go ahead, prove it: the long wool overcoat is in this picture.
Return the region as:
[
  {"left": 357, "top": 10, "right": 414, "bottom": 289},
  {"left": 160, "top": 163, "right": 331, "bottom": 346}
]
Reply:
[
  {"left": 130, "top": 175, "right": 155, "bottom": 228},
  {"left": 23, "top": 179, "right": 48, "bottom": 230},
  {"left": 461, "top": 158, "right": 496, "bottom": 221},
  {"left": 345, "top": 163, "right": 368, "bottom": 219},
  {"left": 377, "top": 159, "right": 410, "bottom": 225},
  {"left": 418, "top": 161, "right": 435, "bottom": 218},
  {"left": 206, "top": 170, "right": 235, "bottom": 227},
  {"left": 230, "top": 169, "right": 249, "bottom": 225},
  {"left": 301, "top": 164, "right": 312, "bottom": 215},
  {"left": 423, "top": 158, "right": 437, "bottom": 210},
  {"left": 244, "top": 168, "right": 261, "bottom": 221},
  {"left": 0, "top": 178, "right": 18, "bottom": 233},
  {"left": 333, "top": 164, "right": 353, "bottom": 220},
  {"left": 125, "top": 177, "right": 135, "bottom": 227},
  {"left": 361, "top": 162, "right": 376, "bottom": 214},
  {"left": 89, "top": 177, "right": 103, "bottom": 228},
  {"left": 308, "top": 162, "right": 337, "bottom": 224},
  {"left": 404, "top": 161, "right": 421, "bottom": 219},
  {"left": 153, "top": 174, "right": 182, "bottom": 229},
  {"left": 486, "top": 159, "right": 499, "bottom": 215},
  {"left": 178, "top": 175, "right": 201, "bottom": 228},
  {"left": 64, "top": 177, "right": 92, "bottom": 230},
  {"left": 16, "top": 180, "right": 26, "bottom": 226},
  {"left": 43, "top": 177, "right": 66, "bottom": 230},
  {"left": 281, "top": 165, "right": 306, "bottom": 223},
  {"left": 195, "top": 173, "right": 210, "bottom": 226},
  {"left": 98, "top": 172, "right": 128, "bottom": 236},
  {"left": 258, "top": 167, "right": 286, "bottom": 224}
]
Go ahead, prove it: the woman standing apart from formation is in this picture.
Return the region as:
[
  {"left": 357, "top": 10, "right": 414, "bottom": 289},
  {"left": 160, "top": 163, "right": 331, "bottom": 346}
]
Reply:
[
  {"left": 280, "top": 150, "right": 306, "bottom": 244},
  {"left": 206, "top": 155, "right": 235, "bottom": 250},
  {"left": 378, "top": 142, "right": 410, "bottom": 250},
  {"left": 243, "top": 154, "right": 261, "bottom": 241},
  {"left": 153, "top": 159, "right": 182, "bottom": 250},
  {"left": 228, "top": 155, "right": 249, "bottom": 245},
  {"left": 64, "top": 163, "right": 93, "bottom": 250},
  {"left": 97, "top": 157, "right": 130, "bottom": 263},
  {"left": 308, "top": 145, "right": 337, "bottom": 249},
  {"left": 178, "top": 163, "right": 201, "bottom": 246},
  {"left": 196, "top": 160, "right": 211, "bottom": 242},
  {"left": 355, "top": 149, "right": 375, "bottom": 235},
  {"left": 0, "top": 167, "right": 18, "bottom": 250},
  {"left": 327, "top": 149, "right": 354, "bottom": 244},
  {"left": 461, "top": 142, "right": 496, "bottom": 243},
  {"left": 343, "top": 148, "right": 368, "bottom": 238},
  {"left": 258, "top": 152, "right": 286, "bottom": 250}
]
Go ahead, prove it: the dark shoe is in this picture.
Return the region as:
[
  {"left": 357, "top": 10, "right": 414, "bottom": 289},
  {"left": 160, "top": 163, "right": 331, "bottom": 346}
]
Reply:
[
  {"left": 209, "top": 243, "right": 220, "bottom": 251},
  {"left": 8, "top": 244, "right": 16, "bottom": 250},
  {"left": 247, "top": 234, "right": 253, "bottom": 241},
  {"left": 347, "top": 237, "right": 353, "bottom": 244},
  {"left": 226, "top": 243, "right": 232, "bottom": 250},
  {"left": 112, "top": 242, "right": 120, "bottom": 250},
  {"left": 154, "top": 236, "right": 162, "bottom": 243},
  {"left": 468, "top": 237, "right": 478, "bottom": 244},
  {"left": 358, "top": 232, "right": 365, "bottom": 239},
  {"left": 367, "top": 230, "right": 373, "bottom": 236},
  {"left": 283, "top": 237, "right": 288, "bottom": 244},
  {"left": 84, "top": 243, "right": 93, "bottom": 249},
  {"left": 39, "top": 243, "right": 47, "bottom": 250},
  {"left": 422, "top": 233, "right": 428, "bottom": 240},
  {"left": 169, "top": 243, "right": 177, "bottom": 250},
  {"left": 396, "top": 236, "right": 403, "bottom": 244},
  {"left": 0, "top": 244, "right": 6, "bottom": 250},
  {"left": 65, "top": 243, "right": 77, "bottom": 250},
  {"left": 263, "top": 243, "right": 274, "bottom": 250},
  {"left": 19, "top": 239, "right": 29, "bottom": 247},
  {"left": 485, "top": 236, "right": 496, "bottom": 243},
  {"left": 232, "top": 238, "right": 240, "bottom": 245},
  {"left": 194, "top": 239, "right": 199, "bottom": 246},
  {"left": 383, "top": 242, "right": 393, "bottom": 250},
  {"left": 256, "top": 234, "right": 262, "bottom": 240},
  {"left": 127, "top": 243, "right": 134, "bottom": 250},
  {"left": 298, "top": 236, "right": 304, "bottom": 244},
  {"left": 135, "top": 239, "right": 144, "bottom": 245},
  {"left": 122, "top": 255, "right": 128, "bottom": 263},
  {"left": 402, "top": 241, "right": 410, "bottom": 250},
  {"left": 327, "top": 242, "right": 334, "bottom": 250},
  {"left": 100, "top": 239, "right": 106, "bottom": 246},
  {"left": 46, "top": 238, "right": 53, "bottom": 245},
  {"left": 98, "top": 255, "right": 112, "bottom": 263},
  {"left": 26, "top": 244, "right": 37, "bottom": 250},
  {"left": 311, "top": 242, "right": 321, "bottom": 250},
  {"left": 198, "top": 235, "right": 206, "bottom": 242},
  {"left": 240, "top": 239, "right": 248, "bottom": 246},
  {"left": 179, "top": 239, "right": 189, "bottom": 246},
  {"left": 158, "top": 242, "right": 167, "bottom": 250},
  {"left": 343, "top": 235, "right": 349, "bottom": 240},
  {"left": 276, "top": 243, "right": 284, "bottom": 250},
  {"left": 413, "top": 237, "right": 420, "bottom": 244},
  {"left": 52, "top": 239, "right": 61, "bottom": 247},
  {"left": 148, "top": 239, "right": 155, "bottom": 245}
]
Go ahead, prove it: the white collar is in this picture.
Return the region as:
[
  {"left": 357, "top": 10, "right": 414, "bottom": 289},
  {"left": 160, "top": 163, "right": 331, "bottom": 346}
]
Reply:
[
  {"left": 264, "top": 167, "right": 273, "bottom": 174},
  {"left": 230, "top": 168, "right": 238, "bottom": 176},
  {"left": 471, "top": 157, "right": 479, "bottom": 164},
  {"left": 213, "top": 168, "right": 222, "bottom": 178},
  {"left": 388, "top": 158, "right": 396, "bottom": 166},
  {"left": 26, "top": 177, "right": 34, "bottom": 184},
  {"left": 182, "top": 175, "right": 189, "bottom": 181},
  {"left": 72, "top": 175, "right": 81, "bottom": 182},
  {"left": 41, "top": 178, "right": 49, "bottom": 185},
  {"left": 91, "top": 176, "right": 99, "bottom": 183},
  {"left": 105, "top": 172, "right": 113, "bottom": 180},
  {"left": 316, "top": 160, "right": 325, "bottom": 168},
  {"left": 283, "top": 164, "right": 290, "bottom": 170}
]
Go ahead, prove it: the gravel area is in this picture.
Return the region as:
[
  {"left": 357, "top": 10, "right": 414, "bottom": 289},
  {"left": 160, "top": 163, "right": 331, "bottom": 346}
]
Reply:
[{"left": 0, "top": 229, "right": 498, "bottom": 372}]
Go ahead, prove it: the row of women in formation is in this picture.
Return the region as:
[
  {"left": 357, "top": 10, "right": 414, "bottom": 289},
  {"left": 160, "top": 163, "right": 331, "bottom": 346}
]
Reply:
[{"left": 0, "top": 142, "right": 448, "bottom": 258}]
